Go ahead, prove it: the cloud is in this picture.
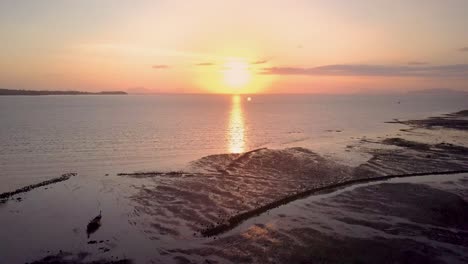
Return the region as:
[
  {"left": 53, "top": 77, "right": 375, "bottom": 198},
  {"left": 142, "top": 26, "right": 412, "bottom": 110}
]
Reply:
[
  {"left": 152, "top": 65, "right": 169, "bottom": 69},
  {"left": 407, "top": 61, "right": 428, "bottom": 65},
  {"left": 261, "top": 64, "right": 468, "bottom": 77},
  {"left": 195, "top": 62, "right": 215, "bottom": 66},
  {"left": 459, "top": 47, "right": 468, "bottom": 52},
  {"left": 251, "top": 59, "right": 269, "bottom": 65}
]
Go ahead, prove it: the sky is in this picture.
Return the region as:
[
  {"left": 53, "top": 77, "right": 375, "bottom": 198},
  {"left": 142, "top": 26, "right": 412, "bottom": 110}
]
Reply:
[{"left": 1, "top": 0, "right": 467, "bottom": 94}]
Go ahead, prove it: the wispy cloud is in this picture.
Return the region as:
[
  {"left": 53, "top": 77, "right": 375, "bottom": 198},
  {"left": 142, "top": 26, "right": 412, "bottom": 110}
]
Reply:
[
  {"left": 152, "top": 65, "right": 169, "bottom": 69},
  {"left": 407, "top": 61, "right": 428, "bottom": 65},
  {"left": 251, "top": 59, "right": 269, "bottom": 65},
  {"left": 195, "top": 62, "right": 215, "bottom": 66},
  {"left": 459, "top": 47, "right": 468, "bottom": 52},
  {"left": 261, "top": 64, "right": 468, "bottom": 77}
]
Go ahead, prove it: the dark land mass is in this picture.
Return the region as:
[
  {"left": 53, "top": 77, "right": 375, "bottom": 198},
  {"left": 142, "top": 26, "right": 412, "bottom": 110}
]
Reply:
[
  {"left": 0, "top": 88, "right": 127, "bottom": 96},
  {"left": 387, "top": 109, "right": 468, "bottom": 130}
]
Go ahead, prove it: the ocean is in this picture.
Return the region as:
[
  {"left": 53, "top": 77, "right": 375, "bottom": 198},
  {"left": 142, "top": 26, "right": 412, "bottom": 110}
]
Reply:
[{"left": 1, "top": 93, "right": 467, "bottom": 192}]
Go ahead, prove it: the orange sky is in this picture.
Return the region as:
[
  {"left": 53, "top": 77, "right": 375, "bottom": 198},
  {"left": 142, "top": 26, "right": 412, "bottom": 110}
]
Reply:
[{"left": 1, "top": 0, "right": 467, "bottom": 94}]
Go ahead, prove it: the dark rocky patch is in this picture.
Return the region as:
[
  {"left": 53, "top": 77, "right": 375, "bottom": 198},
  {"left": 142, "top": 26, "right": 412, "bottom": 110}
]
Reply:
[
  {"left": 0, "top": 173, "right": 77, "bottom": 202},
  {"left": 387, "top": 109, "right": 468, "bottom": 130},
  {"left": 333, "top": 183, "right": 468, "bottom": 230},
  {"left": 448, "top": 110, "right": 468, "bottom": 117},
  {"left": 382, "top": 137, "right": 431, "bottom": 150},
  {"left": 28, "top": 251, "right": 131, "bottom": 264},
  {"left": 354, "top": 138, "right": 468, "bottom": 178},
  {"left": 117, "top": 171, "right": 185, "bottom": 178}
]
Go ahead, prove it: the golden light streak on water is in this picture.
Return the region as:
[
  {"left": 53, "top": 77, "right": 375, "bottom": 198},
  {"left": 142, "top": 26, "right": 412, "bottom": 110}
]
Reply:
[{"left": 228, "top": 95, "right": 246, "bottom": 153}]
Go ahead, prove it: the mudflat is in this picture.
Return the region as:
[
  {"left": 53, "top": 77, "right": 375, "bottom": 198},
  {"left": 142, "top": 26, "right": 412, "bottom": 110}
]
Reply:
[{"left": 1, "top": 110, "right": 468, "bottom": 264}]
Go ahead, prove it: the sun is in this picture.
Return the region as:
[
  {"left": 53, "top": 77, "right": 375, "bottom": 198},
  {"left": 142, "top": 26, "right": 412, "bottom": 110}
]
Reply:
[
  {"left": 223, "top": 58, "right": 251, "bottom": 88},
  {"left": 194, "top": 56, "right": 275, "bottom": 94}
]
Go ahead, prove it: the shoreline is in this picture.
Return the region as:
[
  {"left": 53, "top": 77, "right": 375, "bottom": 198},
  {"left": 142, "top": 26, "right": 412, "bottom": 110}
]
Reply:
[
  {"left": 0, "top": 88, "right": 127, "bottom": 96},
  {"left": 1, "top": 110, "right": 468, "bottom": 263},
  {"left": 200, "top": 169, "right": 468, "bottom": 237}
]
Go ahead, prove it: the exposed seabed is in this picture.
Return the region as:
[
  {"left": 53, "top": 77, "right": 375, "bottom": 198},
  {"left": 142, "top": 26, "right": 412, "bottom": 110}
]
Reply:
[{"left": 1, "top": 110, "right": 468, "bottom": 264}]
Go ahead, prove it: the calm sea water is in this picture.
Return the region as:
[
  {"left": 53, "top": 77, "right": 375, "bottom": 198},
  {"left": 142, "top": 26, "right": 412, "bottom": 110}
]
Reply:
[{"left": 1, "top": 94, "right": 467, "bottom": 192}]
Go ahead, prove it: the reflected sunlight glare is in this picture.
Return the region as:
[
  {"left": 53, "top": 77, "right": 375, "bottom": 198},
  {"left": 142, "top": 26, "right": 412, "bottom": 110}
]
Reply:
[{"left": 228, "top": 95, "right": 246, "bottom": 153}]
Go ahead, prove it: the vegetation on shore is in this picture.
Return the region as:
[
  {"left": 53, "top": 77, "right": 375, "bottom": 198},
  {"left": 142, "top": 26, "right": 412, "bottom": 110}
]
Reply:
[{"left": 0, "top": 88, "right": 127, "bottom": 96}]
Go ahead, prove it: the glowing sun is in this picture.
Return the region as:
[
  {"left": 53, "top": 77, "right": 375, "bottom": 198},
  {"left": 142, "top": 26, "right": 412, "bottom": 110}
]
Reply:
[
  {"left": 223, "top": 58, "right": 251, "bottom": 88},
  {"left": 195, "top": 56, "right": 274, "bottom": 94}
]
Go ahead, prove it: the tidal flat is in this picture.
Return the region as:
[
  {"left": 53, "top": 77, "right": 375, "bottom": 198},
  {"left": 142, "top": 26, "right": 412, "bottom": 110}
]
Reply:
[{"left": 1, "top": 110, "right": 468, "bottom": 264}]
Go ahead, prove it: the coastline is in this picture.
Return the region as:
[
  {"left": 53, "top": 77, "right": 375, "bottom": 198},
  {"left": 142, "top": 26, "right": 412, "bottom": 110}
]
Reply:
[
  {"left": 0, "top": 88, "right": 127, "bottom": 96},
  {"left": 1, "top": 110, "right": 468, "bottom": 263}
]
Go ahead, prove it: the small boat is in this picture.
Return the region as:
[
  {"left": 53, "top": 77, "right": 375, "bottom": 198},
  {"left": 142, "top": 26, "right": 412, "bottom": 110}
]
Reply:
[{"left": 87, "top": 210, "right": 102, "bottom": 238}]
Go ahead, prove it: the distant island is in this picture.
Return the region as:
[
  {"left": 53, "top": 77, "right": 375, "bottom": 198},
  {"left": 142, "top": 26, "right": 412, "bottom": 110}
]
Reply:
[{"left": 0, "top": 88, "right": 127, "bottom": 96}]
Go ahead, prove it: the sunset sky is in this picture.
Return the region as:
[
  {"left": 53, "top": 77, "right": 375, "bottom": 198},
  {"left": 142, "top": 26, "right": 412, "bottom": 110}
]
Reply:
[{"left": 1, "top": 0, "right": 467, "bottom": 94}]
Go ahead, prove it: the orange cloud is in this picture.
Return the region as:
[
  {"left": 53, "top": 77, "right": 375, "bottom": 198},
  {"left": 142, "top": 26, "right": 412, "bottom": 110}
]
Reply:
[
  {"left": 251, "top": 59, "right": 269, "bottom": 65},
  {"left": 262, "top": 64, "right": 468, "bottom": 77},
  {"left": 152, "top": 65, "right": 170, "bottom": 69}
]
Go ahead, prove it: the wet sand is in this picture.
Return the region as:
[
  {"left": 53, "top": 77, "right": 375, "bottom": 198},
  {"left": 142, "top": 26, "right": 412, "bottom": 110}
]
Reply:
[
  {"left": 1, "top": 110, "right": 468, "bottom": 263},
  {"left": 170, "top": 174, "right": 468, "bottom": 264}
]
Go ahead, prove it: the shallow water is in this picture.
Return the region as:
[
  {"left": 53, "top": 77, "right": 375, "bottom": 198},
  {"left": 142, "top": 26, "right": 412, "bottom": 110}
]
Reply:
[
  {"left": 1, "top": 171, "right": 466, "bottom": 264},
  {"left": 1, "top": 101, "right": 468, "bottom": 263},
  {"left": 1, "top": 93, "right": 467, "bottom": 192}
]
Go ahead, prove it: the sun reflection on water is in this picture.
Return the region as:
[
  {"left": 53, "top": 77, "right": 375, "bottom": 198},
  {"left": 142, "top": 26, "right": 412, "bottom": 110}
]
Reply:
[{"left": 228, "top": 95, "right": 246, "bottom": 153}]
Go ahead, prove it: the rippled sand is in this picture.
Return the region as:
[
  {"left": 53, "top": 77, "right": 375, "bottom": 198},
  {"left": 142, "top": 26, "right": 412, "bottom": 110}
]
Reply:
[{"left": 1, "top": 111, "right": 468, "bottom": 263}]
